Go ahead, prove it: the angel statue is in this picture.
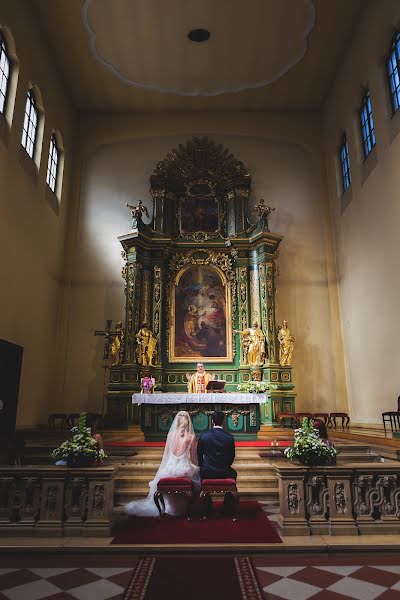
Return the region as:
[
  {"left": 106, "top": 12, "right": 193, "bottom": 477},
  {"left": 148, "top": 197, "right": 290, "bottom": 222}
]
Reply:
[
  {"left": 234, "top": 321, "right": 266, "bottom": 366},
  {"left": 127, "top": 200, "right": 149, "bottom": 231},
  {"left": 278, "top": 320, "right": 295, "bottom": 366},
  {"left": 254, "top": 198, "right": 275, "bottom": 231},
  {"left": 110, "top": 321, "right": 124, "bottom": 367},
  {"left": 135, "top": 324, "right": 157, "bottom": 366}
]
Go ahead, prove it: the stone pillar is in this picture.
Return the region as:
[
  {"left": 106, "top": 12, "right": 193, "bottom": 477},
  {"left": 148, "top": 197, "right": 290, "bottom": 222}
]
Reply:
[
  {"left": 305, "top": 474, "right": 329, "bottom": 535},
  {"left": 37, "top": 477, "right": 65, "bottom": 537},
  {"left": 275, "top": 465, "right": 309, "bottom": 535},
  {"left": 85, "top": 470, "right": 115, "bottom": 537},
  {"left": 326, "top": 469, "right": 357, "bottom": 535}
]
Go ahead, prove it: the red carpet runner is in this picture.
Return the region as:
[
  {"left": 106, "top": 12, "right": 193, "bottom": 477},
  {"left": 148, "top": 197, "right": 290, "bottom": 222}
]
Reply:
[
  {"left": 112, "top": 501, "right": 282, "bottom": 544},
  {"left": 123, "top": 556, "right": 264, "bottom": 600}
]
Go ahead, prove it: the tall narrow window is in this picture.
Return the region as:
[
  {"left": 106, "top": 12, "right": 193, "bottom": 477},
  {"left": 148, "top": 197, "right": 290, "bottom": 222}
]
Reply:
[
  {"left": 359, "top": 89, "right": 376, "bottom": 158},
  {"left": 339, "top": 133, "right": 351, "bottom": 192},
  {"left": 46, "top": 134, "right": 59, "bottom": 193},
  {"left": 21, "top": 90, "right": 37, "bottom": 159},
  {"left": 386, "top": 31, "right": 400, "bottom": 114},
  {"left": 0, "top": 31, "right": 10, "bottom": 115}
]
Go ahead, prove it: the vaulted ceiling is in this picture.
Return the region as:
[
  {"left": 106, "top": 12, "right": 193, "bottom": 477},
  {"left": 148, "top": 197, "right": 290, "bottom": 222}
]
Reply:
[{"left": 32, "top": 0, "right": 365, "bottom": 111}]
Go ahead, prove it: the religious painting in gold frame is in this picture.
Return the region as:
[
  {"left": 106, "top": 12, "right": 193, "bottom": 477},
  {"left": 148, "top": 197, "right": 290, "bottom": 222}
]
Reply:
[
  {"left": 169, "top": 264, "right": 233, "bottom": 363},
  {"left": 178, "top": 180, "right": 220, "bottom": 240}
]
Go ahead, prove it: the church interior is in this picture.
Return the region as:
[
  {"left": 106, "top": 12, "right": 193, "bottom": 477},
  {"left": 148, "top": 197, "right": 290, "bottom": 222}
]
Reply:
[{"left": 1, "top": 1, "right": 400, "bottom": 599}]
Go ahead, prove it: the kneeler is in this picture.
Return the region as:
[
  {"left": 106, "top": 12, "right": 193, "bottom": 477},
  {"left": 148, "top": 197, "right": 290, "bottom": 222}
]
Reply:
[
  {"left": 200, "top": 478, "right": 239, "bottom": 521},
  {"left": 154, "top": 477, "right": 195, "bottom": 519}
]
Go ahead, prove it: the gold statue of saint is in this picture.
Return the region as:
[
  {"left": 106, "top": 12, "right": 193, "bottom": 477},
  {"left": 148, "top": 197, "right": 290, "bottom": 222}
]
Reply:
[
  {"left": 135, "top": 324, "right": 157, "bottom": 366},
  {"left": 186, "top": 362, "right": 214, "bottom": 394},
  {"left": 110, "top": 321, "right": 123, "bottom": 366},
  {"left": 278, "top": 320, "right": 295, "bottom": 366},
  {"left": 234, "top": 321, "right": 266, "bottom": 366}
]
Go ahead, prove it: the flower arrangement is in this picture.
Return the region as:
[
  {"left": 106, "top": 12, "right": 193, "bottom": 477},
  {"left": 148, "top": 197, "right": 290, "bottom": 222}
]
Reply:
[
  {"left": 51, "top": 412, "right": 107, "bottom": 467},
  {"left": 237, "top": 381, "right": 277, "bottom": 393},
  {"left": 284, "top": 417, "right": 338, "bottom": 466}
]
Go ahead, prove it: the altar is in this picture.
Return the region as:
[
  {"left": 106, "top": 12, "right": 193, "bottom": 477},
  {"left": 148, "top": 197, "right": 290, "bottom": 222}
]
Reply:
[
  {"left": 105, "top": 138, "right": 296, "bottom": 431},
  {"left": 132, "top": 393, "right": 266, "bottom": 440}
]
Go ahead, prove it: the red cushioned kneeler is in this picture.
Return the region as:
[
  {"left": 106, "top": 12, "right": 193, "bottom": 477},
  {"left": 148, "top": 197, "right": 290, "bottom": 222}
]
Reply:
[
  {"left": 200, "top": 478, "right": 239, "bottom": 520},
  {"left": 154, "top": 477, "right": 194, "bottom": 518}
]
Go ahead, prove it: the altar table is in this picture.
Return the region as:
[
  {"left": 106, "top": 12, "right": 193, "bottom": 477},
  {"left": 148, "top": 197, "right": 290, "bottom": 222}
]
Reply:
[{"left": 132, "top": 393, "right": 265, "bottom": 440}]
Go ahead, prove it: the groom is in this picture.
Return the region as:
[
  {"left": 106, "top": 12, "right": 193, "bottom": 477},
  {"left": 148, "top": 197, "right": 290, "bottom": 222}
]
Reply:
[{"left": 197, "top": 410, "right": 237, "bottom": 481}]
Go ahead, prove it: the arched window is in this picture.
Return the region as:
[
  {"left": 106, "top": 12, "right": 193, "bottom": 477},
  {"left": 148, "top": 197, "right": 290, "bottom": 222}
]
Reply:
[
  {"left": 21, "top": 89, "right": 38, "bottom": 159},
  {"left": 359, "top": 89, "right": 376, "bottom": 158},
  {"left": 386, "top": 31, "right": 400, "bottom": 114},
  {"left": 339, "top": 133, "right": 351, "bottom": 192},
  {"left": 0, "top": 30, "right": 10, "bottom": 115},
  {"left": 46, "top": 133, "right": 59, "bottom": 193}
]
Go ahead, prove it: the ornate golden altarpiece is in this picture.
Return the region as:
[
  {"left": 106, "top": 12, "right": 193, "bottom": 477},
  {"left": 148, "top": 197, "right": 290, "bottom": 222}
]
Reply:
[{"left": 107, "top": 138, "right": 295, "bottom": 434}]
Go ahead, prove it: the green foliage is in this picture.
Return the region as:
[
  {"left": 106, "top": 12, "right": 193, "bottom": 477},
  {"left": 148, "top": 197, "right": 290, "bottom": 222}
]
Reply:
[
  {"left": 237, "top": 381, "right": 278, "bottom": 393},
  {"left": 284, "top": 417, "right": 338, "bottom": 466},
  {"left": 51, "top": 412, "right": 107, "bottom": 464}
]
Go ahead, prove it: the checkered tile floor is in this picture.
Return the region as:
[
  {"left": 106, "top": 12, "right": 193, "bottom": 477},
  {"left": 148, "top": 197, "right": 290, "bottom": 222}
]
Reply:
[
  {"left": 0, "top": 567, "right": 135, "bottom": 600},
  {"left": 253, "top": 563, "right": 400, "bottom": 599}
]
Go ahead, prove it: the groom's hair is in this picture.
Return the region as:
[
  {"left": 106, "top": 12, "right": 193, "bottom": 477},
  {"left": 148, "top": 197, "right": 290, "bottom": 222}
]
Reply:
[{"left": 212, "top": 410, "right": 224, "bottom": 426}]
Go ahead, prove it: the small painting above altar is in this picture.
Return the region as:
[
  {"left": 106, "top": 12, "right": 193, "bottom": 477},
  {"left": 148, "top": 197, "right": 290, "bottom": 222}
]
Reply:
[
  {"left": 179, "top": 180, "right": 220, "bottom": 239},
  {"left": 170, "top": 265, "right": 233, "bottom": 362}
]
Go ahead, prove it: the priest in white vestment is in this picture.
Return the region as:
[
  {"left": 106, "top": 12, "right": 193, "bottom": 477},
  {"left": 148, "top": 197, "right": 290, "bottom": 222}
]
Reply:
[{"left": 186, "top": 362, "right": 214, "bottom": 394}]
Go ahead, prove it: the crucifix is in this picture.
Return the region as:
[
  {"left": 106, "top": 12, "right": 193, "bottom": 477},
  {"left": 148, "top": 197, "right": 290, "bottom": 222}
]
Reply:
[
  {"left": 94, "top": 319, "right": 123, "bottom": 421},
  {"left": 94, "top": 319, "right": 121, "bottom": 361}
]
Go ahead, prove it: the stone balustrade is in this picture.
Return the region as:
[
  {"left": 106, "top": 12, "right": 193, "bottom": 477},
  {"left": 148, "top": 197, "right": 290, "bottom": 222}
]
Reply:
[
  {"left": 274, "top": 463, "right": 400, "bottom": 536},
  {"left": 0, "top": 465, "right": 115, "bottom": 537}
]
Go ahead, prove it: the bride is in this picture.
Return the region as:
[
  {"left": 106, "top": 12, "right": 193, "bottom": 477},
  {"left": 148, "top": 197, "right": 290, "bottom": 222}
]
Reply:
[{"left": 125, "top": 410, "right": 200, "bottom": 517}]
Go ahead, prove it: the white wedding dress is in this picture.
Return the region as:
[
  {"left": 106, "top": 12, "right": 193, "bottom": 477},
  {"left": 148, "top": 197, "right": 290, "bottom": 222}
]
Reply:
[{"left": 125, "top": 411, "right": 201, "bottom": 517}]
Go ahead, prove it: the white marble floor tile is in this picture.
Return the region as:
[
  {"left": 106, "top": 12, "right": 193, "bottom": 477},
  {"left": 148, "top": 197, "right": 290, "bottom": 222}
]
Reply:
[
  {"left": 257, "top": 566, "right": 305, "bottom": 577},
  {"left": 68, "top": 579, "right": 124, "bottom": 600},
  {"left": 314, "top": 566, "right": 361, "bottom": 576},
  {"left": 3, "top": 579, "right": 61, "bottom": 600},
  {"left": 327, "top": 576, "right": 386, "bottom": 600},
  {"left": 29, "top": 568, "right": 76, "bottom": 578},
  {"left": 86, "top": 567, "right": 132, "bottom": 578},
  {"left": 263, "top": 577, "right": 321, "bottom": 600}
]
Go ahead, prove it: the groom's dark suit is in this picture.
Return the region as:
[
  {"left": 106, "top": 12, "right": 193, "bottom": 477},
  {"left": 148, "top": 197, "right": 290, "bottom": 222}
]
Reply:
[{"left": 197, "top": 426, "right": 237, "bottom": 480}]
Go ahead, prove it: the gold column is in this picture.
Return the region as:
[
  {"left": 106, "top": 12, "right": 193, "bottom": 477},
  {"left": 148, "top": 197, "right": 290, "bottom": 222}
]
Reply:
[
  {"left": 152, "top": 265, "right": 162, "bottom": 366},
  {"left": 140, "top": 268, "right": 151, "bottom": 326},
  {"left": 237, "top": 265, "right": 249, "bottom": 365}
]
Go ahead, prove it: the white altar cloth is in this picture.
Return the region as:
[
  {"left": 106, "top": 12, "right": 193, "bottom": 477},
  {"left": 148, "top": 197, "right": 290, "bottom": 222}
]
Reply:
[{"left": 132, "top": 392, "right": 266, "bottom": 405}]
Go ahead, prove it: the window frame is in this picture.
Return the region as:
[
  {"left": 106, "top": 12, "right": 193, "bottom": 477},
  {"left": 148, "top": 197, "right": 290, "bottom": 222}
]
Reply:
[
  {"left": 21, "top": 89, "right": 38, "bottom": 159},
  {"left": 359, "top": 89, "right": 376, "bottom": 159},
  {"left": 386, "top": 31, "right": 400, "bottom": 115},
  {"left": 0, "top": 30, "right": 10, "bottom": 116},
  {"left": 339, "top": 133, "right": 351, "bottom": 193},
  {"left": 46, "top": 133, "right": 59, "bottom": 193}
]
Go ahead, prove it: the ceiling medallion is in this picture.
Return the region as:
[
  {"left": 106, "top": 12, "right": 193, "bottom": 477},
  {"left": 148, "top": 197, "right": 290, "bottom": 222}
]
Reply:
[{"left": 82, "top": 0, "right": 315, "bottom": 97}]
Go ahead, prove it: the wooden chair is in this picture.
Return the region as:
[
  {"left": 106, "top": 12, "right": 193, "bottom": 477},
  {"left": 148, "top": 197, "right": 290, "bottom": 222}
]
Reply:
[
  {"left": 200, "top": 478, "right": 239, "bottom": 520},
  {"left": 277, "top": 412, "right": 297, "bottom": 428},
  {"left": 312, "top": 413, "right": 330, "bottom": 426},
  {"left": 48, "top": 413, "right": 68, "bottom": 429},
  {"left": 329, "top": 412, "right": 350, "bottom": 428},
  {"left": 382, "top": 396, "right": 400, "bottom": 434},
  {"left": 294, "top": 413, "right": 313, "bottom": 426},
  {"left": 153, "top": 477, "right": 195, "bottom": 518}
]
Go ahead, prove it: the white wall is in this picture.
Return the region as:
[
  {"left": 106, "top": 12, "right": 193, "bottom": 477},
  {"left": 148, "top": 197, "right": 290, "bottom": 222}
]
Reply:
[
  {"left": 322, "top": 0, "right": 400, "bottom": 424},
  {"left": 0, "top": 1, "right": 77, "bottom": 427}
]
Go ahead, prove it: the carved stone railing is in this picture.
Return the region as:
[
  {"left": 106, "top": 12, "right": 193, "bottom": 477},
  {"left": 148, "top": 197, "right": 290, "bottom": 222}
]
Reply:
[
  {"left": 274, "top": 463, "right": 400, "bottom": 536},
  {"left": 0, "top": 466, "right": 115, "bottom": 537}
]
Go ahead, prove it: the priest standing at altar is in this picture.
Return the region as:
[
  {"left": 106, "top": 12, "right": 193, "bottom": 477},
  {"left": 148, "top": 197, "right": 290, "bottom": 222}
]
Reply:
[{"left": 186, "top": 362, "right": 214, "bottom": 394}]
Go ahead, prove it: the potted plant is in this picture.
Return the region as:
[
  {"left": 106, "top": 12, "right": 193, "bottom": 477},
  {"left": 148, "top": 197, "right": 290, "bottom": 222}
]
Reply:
[
  {"left": 51, "top": 412, "right": 107, "bottom": 467},
  {"left": 284, "top": 417, "right": 338, "bottom": 466}
]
